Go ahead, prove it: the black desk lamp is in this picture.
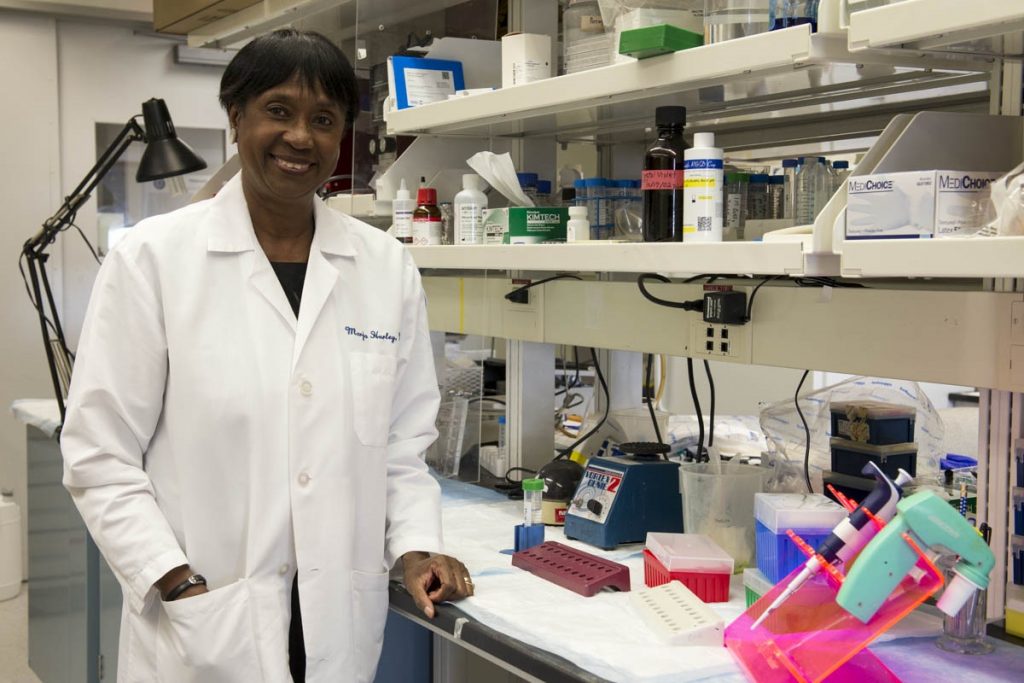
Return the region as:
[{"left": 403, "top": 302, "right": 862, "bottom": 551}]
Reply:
[{"left": 22, "top": 98, "right": 207, "bottom": 425}]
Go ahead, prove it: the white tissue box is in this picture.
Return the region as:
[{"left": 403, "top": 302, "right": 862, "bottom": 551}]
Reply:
[
  {"left": 501, "top": 33, "right": 551, "bottom": 88},
  {"left": 847, "top": 170, "right": 1002, "bottom": 239}
]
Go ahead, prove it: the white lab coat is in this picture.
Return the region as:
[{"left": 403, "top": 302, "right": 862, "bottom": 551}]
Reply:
[{"left": 61, "top": 172, "right": 444, "bottom": 682}]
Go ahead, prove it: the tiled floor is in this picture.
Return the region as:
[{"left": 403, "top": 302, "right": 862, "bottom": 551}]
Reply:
[{"left": 0, "top": 587, "right": 42, "bottom": 683}]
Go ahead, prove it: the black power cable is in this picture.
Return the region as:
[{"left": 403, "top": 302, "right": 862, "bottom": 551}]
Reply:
[
  {"left": 644, "top": 353, "right": 664, "bottom": 446},
  {"left": 686, "top": 357, "right": 705, "bottom": 462},
  {"left": 504, "top": 273, "right": 583, "bottom": 303},
  {"left": 556, "top": 347, "right": 610, "bottom": 460},
  {"left": 637, "top": 273, "right": 704, "bottom": 311},
  {"left": 795, "top": 369, "right": 812, "bottom": 493},
  {"left": 746, "top": 274, "right": 784, "bottom": 322},
  {"left": 703, "top": 359, "right": 715, "bottom": 448}
]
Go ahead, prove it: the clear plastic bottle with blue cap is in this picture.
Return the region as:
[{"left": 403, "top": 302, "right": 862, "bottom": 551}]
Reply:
[
  {"left": 781, "top": 158, "right": 798, "bottom": 219},
  {"left": 832, "top": 160, "right": 850, "bottom": 194}
]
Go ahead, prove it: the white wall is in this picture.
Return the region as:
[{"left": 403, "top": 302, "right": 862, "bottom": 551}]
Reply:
[
  {"left": 0, "top": 11, "right": 228, "bottom": 576},
  {"left": 0, "top": 9, "right": 60, "bottom": 577},
  {"left": 57, "top": 19, "right": 229, "bottom": 346}
]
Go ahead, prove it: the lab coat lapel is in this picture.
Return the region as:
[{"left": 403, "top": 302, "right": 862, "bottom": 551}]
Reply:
[
  {"left": 206, "top": 174, "right": 299, "bottom": 332},
  {"left": 292, "top": 197, "right": 357, "bottom": 370},
  {"left": 251, "top": 252, "right": 299, "bottom": 334}
]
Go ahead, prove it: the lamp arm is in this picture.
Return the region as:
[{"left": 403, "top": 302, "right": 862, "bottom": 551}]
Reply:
[
  {"left": 21, "top": 116, "right": 147, "bottom": 426},
  {"left": 24, "top": 117, "right": 146, "bottom": 257}
]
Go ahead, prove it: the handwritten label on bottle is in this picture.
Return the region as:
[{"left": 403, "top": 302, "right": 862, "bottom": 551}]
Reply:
[{"left": 641, "top": 169, "right": 685, "bottom": 191}]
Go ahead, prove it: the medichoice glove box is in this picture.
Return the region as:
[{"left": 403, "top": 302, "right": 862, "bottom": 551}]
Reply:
[
  {"left": 830, "top": 400, "right": 915, "bottom": 445},
  {"left": 484, "top": 207, "right": 568, "bottom": 244},
  {"left": 846, "top": 170, "right": 1003, "bottom": 239},
  {"left": 753, "top": 493, "right": 847, "bottom": 583},
  {"left": 643, "top": 532, "right": 733, "bottom": 603}
]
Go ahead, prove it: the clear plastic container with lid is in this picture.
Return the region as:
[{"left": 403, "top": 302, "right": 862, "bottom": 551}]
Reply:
[
  {"left": 517, "top": 172, "right": 539, "bottom": 204},
  {"left": 563, "top": 0, "right": 613, "bottom": 74},
  {"left": 768, "top": 175, "right": 785, "bottom": 219},
  {"left": 724, "top": 172, "right": 749, "bottom": 240},
  {"left": 746, "top": 173, "right": 771, "bottom": 220},
  {"left": 781, "top": 158, "right": 798, "bottom": 219},
  {"left": 705, "top": 0, "right": 771, "bottom": 44}
]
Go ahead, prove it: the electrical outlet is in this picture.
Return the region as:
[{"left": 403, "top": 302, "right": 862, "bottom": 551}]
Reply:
[{"left": 693, "top": 323, "right": 744, "bottom": 360}]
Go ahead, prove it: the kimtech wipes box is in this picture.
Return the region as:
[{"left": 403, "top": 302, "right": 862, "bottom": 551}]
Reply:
[
  {"left": 484, "top": 207, "right": 568, "bottom": 244},
  {"left": 846, "top": 170, "right": 1002, "bottom": 239}
]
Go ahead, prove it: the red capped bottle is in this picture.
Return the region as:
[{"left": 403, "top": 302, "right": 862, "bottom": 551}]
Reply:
[{"left": 642, "top": 106, "right": 689, "bottom": 242}]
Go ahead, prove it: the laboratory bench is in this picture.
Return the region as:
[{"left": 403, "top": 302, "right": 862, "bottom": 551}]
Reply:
[
  {"left": 423, "top": 476, "right": 1024, "bottom": 683},
  {"left": 12, "top": 399, "right": 1024, "bottom": 682}
]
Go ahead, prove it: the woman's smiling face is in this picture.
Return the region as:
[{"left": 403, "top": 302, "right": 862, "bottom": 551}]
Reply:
[{"left": 230, "top": 74, "right": 346, "bottom": 206}]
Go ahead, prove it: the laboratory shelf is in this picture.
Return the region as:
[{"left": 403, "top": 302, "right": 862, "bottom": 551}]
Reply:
[
  {"left": 839, "top": 236, "right": 1024, "bottom": 279},
  {"left": 385, "top": 25, "right": 991, "bottom": 144},
  {"left": 848, "top": 0, "right": 1024, "bottom": 56},
  {"left": 406, "top": 240, "right": 828, "bottom": 277}
]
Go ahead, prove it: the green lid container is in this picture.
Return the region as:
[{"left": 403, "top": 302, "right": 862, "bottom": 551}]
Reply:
[
  {"left": 522, "top": 478, "right": 544, "bottom": 492},
  {"left": 726, "top": 172, "right": 750, "bottom": 184},
  {"left": 618, "top": 24, "right": 703, "bottom": 60}
]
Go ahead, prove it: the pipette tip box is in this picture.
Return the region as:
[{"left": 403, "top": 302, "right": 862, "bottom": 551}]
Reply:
[
  {"left": 830, "top": 401, "right": 915, "bottom": 445},
  {"left": 830, "top": 437, "right": 917, "bottom": 479},
  {"left": 743, "top": 567, "right": 774, "bottom": 608},
  {"left": 644, "top": 533, "right": 733, "bottom": 603},
  {"left": 754, "top": 493, "right": 847, "bottom": 583}
]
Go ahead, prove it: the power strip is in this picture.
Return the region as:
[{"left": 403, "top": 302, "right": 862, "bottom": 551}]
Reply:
[{"left": 631, "top": 580, "right": 724, "bottom": 646}]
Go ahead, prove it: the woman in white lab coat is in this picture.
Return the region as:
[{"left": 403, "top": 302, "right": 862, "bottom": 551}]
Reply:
[{"left": 61, "top": 29, "right": 473, "bottom": 683}]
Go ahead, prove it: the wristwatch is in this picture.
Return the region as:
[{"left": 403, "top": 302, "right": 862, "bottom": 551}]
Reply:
[{"left": 164, "top": 574, "right": 207, "bottom": 601}]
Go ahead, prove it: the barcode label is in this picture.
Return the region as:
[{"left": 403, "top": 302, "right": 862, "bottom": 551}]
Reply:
[{"left": 697, "top": 216, "right": 712, "bottom": 232}]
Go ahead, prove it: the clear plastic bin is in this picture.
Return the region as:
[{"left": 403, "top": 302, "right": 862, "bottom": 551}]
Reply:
[{"left": 680, "top": 462, "right": 767, "bottom": 568}]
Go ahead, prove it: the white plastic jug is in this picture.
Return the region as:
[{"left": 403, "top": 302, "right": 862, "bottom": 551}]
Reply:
[{"left": 0, "top": 494, "right": 23, "bottom": 601}]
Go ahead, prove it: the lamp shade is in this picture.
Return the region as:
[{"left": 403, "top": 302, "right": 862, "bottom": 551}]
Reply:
[{"left": 136, "top": 98, "right": 207, "bottom": 182}]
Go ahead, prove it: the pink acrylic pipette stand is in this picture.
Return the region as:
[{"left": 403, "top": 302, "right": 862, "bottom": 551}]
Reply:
[{"left": 724, "top": 510, "right": 944, "bottom": 683}]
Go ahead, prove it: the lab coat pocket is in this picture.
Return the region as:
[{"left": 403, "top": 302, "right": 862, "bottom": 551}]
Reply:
[
  {"left": 350, "top": 352, "right": 398, "bottom": 447},
  {"left": 157, "top": 579, "right": 263, "bottom": 682},
  {"left": 351, "top": 569, "right": 390, "bottom": 683}
]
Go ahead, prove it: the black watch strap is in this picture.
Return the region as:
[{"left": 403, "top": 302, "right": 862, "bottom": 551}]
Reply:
[{"left": 164, "top": 574, "right": 207, "bottom": 601}]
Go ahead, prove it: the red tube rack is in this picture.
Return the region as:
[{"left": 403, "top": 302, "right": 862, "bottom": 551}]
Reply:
[{"left": 511, "top": 541, "right": 631, "bottom": 597}]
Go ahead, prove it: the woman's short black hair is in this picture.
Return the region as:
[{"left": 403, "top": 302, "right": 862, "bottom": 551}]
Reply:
[{"left": 219, "top": 29, "right": 359, "bottom": 126}]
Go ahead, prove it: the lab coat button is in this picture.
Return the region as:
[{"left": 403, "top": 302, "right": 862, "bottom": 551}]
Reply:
[
  {"left": 298, "top": 472, "right": 311, "bottom": 486},
  {"left": 300, "top": 380, "right": 313, "bottom": 396},
  {"left": 278, "top": 564, "right": 290, "bottom": 575}
]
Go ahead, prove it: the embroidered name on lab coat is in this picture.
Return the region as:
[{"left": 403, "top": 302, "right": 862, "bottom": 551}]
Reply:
[{"left": 345, "top": 326, "right": 400, "bottom": 344}]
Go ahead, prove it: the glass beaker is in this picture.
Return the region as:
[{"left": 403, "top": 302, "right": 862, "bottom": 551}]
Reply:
[{"left": 935, "top": 562, "right": 994, "bottom": 655}]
